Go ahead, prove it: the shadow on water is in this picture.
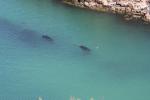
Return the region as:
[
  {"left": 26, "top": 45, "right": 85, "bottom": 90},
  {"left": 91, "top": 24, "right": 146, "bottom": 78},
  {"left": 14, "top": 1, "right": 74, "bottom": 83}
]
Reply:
[
  {"left": 0, "top": 18, "right": 55, "bottom": 48},
  {"left": 0, "top": 18, "right": 23, "bottom": 42},
  {"left": 0, "top": 18, "right": 21, "bottom": 33},
  {"left": 0, "top": 17, "right": 92, "bottom": 57},
  {"left": 17, "top": 29, "right": 42, "bottom": 47}
]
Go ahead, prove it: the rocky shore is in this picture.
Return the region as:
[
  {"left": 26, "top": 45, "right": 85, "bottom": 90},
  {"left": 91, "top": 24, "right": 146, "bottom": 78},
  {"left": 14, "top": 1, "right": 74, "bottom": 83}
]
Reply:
[{"left": 63, "top": 0, "right": 150, "bottom": 23}]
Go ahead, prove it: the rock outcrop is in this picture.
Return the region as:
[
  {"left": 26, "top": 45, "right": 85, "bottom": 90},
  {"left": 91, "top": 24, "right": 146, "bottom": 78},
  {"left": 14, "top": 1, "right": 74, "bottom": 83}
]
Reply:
[{"left": 63, "top": 0, "right": 150, "bottom": 23}]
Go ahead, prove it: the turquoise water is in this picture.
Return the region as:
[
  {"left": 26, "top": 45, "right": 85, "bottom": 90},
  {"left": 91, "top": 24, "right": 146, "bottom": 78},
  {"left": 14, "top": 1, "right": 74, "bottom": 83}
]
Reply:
[{"left": 0, "top": 0, "right": 150, "bottom": 100}]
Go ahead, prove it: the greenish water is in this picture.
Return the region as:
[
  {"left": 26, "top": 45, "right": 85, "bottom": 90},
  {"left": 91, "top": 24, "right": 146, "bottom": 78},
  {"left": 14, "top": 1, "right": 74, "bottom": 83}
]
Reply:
[{"left": 0, "top": 0, "right": 150, "bottom": 100}]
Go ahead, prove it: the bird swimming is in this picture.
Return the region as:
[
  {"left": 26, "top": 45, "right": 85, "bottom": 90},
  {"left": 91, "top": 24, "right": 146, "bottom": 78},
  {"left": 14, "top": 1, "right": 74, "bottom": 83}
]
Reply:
[
  {"left": 79, "top": 45, "right": 91, "bottom": 52},
  {"left": 42, "top": 35, "right": 53, "bottom": 42}
]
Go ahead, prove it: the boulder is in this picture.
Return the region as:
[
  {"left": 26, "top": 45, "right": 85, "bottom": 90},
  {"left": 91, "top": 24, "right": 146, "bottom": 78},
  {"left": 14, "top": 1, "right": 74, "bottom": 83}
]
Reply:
[{"left": 143, "top": 13, "right": 150, "bottom": 22}]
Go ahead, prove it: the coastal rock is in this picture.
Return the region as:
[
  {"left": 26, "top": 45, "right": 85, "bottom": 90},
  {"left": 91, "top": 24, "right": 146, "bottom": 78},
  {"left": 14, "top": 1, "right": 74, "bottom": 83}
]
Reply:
[
  {"left": 132, "top": 14, "right": 142, "bottom": 19},
  {"left": 63, "top": 0, "right": 150, "bottom": 23},
  {"left": 115, "top": 6, "right": 126, "bottom": 14},
  {"left": 125, "top": 7, "right": 132, "bottom": 15},
  {"left": 143, "top": 13, "right": 150, "bottom": 22},
  {"left": 111, "top": 6, "right": 116, "bottom": 13},
  {"left": 84, "top": 2, "right": 89, "bottom": 7},
  {"left": 124, "top": 15, "right": 133, "bottom": 21}
]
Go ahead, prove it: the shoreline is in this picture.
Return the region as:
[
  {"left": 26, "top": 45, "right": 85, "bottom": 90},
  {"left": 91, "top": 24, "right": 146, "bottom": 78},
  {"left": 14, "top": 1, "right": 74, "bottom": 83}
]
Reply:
[{"left": 63, "top": 0, "right": 150, "bottom": 23}]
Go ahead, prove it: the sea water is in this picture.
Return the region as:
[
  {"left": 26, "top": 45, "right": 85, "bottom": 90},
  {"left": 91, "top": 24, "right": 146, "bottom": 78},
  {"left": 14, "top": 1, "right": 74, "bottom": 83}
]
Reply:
[{"left": 0, "top": 0, "right": 150, "bottom": 100}]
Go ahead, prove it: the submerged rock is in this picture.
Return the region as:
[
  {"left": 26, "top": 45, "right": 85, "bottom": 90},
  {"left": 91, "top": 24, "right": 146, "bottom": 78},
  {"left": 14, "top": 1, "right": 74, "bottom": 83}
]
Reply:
[{"left": 63, "top": 0, "right": 150, "bottom": 23}]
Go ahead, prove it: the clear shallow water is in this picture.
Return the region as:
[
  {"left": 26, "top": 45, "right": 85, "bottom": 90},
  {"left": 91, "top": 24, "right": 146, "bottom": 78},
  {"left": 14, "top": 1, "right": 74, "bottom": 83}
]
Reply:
[{"left": 0, "top": 0, "right": 150, "bottom": 100}]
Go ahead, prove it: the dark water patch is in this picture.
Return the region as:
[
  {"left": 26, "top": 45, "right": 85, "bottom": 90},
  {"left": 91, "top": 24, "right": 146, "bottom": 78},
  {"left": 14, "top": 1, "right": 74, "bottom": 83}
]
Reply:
[
  {"left": 0, "top": 18, "right": 56, "bottom": 48},
  {"left": 17, "top": 29, "right": 55, "bottom": 48},
  {"left": 0, "top": 18, "right": 22, "bottom": 37},
  {"left": 0, "top": 18, "right": 24, "bottom": 44},
  {"left": 17, "top": 29, "right": 43, "bottom": 47},
  {"left": 0, "top": 18, "right": 20, "bottom": 32},
  {"left": 18, "top": 29, "right": 39, "bottom": 41}
]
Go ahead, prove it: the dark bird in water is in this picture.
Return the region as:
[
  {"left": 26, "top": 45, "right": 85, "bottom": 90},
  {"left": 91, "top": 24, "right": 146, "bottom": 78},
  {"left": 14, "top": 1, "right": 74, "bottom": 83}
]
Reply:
[
  {"left": 42, "top": 35, "right": 53, "bottom": 42},
  {"left": 79, "top": 45, "right": 91, "bottom": 52}
]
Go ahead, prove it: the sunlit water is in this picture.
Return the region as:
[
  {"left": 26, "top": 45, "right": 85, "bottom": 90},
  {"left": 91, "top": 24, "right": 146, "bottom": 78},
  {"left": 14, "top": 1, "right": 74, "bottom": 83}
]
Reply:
[{"left": 0, "top": 0, "right": 150, "bottom": 100}]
